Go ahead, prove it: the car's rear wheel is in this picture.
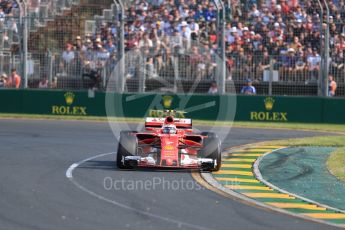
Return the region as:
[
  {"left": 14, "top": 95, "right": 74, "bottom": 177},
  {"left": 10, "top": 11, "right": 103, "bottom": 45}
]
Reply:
[
  {"left": 116, "top": 131, "right": 138, "bottom": 169},
  {"left": 198, "top": 133, "right": 222, "bottom": 171}
]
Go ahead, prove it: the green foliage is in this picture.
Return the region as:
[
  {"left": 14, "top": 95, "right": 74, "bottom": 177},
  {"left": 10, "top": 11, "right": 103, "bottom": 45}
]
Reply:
[
  {"left": 259, "top": 136, "right": 345, "bottom": 182},
  {"left": 261, "top": 136, "right": 345, "bottom": 147},
  {"left": 327, "top": 147, "right": 345, "bottom": 182}
]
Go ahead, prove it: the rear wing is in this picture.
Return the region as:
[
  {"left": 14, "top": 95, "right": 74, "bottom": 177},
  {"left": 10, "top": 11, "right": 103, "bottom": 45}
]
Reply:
[{"left": 145, "top": 117, "right": 192, "bottom": 129}]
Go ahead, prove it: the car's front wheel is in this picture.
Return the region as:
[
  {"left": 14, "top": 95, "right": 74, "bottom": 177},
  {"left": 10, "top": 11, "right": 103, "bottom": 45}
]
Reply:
[
  {"left": 198, "top": 133, "right": 222, "bottom": 171},
  {"left": 116, "top": 131, "right": 138, "bottom": 169}
]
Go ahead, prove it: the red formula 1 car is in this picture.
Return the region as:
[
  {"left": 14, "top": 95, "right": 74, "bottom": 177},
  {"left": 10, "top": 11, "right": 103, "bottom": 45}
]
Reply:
[{"left": 116, "top": 115, "right": 222, "bottom": 171}]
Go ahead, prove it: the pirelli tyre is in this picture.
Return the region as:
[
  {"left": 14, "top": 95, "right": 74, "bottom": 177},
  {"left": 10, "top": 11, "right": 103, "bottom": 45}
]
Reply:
[
  {"left": 116, "top": 131, "right": 138, "bottom": 169},
  {"left": 199, "top": 132, "right": 222, "bottom": 171}
]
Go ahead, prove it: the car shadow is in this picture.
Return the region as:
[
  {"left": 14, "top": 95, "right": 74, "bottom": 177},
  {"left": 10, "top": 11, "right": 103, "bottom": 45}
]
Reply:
[
  {"left": 78, "top": 160, "right": 199, "bottom": 173},
  {"left": 78, "top": 160, "right": 117, "bottom": 171},
  {"left": 126, "top": 167, "right": 199, "bottom": 173}
]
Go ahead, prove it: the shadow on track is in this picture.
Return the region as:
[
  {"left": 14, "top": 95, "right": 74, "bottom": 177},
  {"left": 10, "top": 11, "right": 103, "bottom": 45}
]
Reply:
[{"left": 78, "top": 160, "right": 197, "bottom": 173}]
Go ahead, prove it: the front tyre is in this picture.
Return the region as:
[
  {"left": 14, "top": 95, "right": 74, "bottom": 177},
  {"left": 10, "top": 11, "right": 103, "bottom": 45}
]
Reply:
[
  {"left": 116, "top": 131, "right": 138, "bottom": 169},
  {"left": 199, "top": 134, "right": 222, "bottom": 171}
]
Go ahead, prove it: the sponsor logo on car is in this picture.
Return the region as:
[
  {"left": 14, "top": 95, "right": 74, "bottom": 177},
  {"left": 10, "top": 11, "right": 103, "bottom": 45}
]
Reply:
[{"left": 164, "top": 145, "right": 174, "bottom": 151}]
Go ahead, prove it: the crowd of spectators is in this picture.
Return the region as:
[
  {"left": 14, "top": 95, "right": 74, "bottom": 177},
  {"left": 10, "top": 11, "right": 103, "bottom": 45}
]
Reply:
[
  {"left": 57, "top": 0, "right": 221, "bottom": 83},
  {"left": 56, "top": 0, "right": 345, "bottom": 87},
  {"left": 0, "top": 0, "right": 19, "bottom": 47},
  {"left": 121, "top": 0, "right": 222, "bottom": 80},
  {"left": 57, "top": 31, "right": 117, "bottom": 89},
  {"left": 226, "top": 0, "right": 345, "bottom": 83}
]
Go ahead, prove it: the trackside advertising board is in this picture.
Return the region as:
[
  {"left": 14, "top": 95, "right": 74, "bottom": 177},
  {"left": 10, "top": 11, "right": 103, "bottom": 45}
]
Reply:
[{"left": 0, "top": 89, "right": 344, "bottom": 123}]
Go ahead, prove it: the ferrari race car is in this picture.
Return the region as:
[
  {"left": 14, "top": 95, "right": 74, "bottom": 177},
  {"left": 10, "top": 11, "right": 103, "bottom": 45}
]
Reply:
[{"left": 116, "top": 115, "right": 222, "bottom": 171}]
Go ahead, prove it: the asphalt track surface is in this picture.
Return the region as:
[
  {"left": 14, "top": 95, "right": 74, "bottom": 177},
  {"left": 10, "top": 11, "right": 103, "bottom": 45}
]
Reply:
[{"left": 0, "top": 119, "right": 340, "bottom": 230}]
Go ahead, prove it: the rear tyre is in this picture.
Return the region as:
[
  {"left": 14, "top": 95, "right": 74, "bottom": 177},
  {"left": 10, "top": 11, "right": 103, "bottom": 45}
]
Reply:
[
  {"left": 116, "top": 131, "right": 138, "bottom": 169},
  {"left": 199, "top": 133, "right": 222, "bottom": 172}
]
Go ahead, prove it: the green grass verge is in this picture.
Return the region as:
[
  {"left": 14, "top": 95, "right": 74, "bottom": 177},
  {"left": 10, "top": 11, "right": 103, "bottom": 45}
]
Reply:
[
  {"left": 259, "top": 136, "right": 345, "bottom": 147},
  {"left": 0, "top": 113, "right": 138, "bottom": 122},
  {"left": 257, "top": 136, "right": 345, "bottom": 183},
  {"left": 327, "top": 148, "right": 345, "bottom": 182},
  {"left": 1, "top": 113, "right": 345, "bottom": 133},
  {"left": 232, "top": 122, "right": 345, "bottom": 133}
]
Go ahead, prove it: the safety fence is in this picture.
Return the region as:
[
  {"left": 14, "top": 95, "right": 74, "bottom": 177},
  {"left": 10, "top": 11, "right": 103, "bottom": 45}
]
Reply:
[
  {"left": 19, "top": 49, "right": 344, "bottom": 96},
  {"left": 0, "top": 0, "right": 345, "bottom": 97}
]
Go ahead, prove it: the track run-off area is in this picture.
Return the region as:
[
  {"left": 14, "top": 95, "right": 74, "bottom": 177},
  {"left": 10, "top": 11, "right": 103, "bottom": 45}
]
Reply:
[
  {"left": 207, "top": 145, "right": 345, "bottom": 228},
  {"left": 0, "top": 118, "right": 342, "bottom": 230}
]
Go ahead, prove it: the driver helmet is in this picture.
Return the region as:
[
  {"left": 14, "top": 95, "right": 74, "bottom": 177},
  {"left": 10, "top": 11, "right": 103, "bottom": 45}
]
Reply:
[{"left": 162, "top": 124, "right": 177, "bottom": 134}]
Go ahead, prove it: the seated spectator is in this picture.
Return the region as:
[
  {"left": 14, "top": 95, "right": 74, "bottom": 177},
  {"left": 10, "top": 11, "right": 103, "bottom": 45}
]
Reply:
[
  {"left": 74, "top": 36, "right": 85, "bottom": 51},
  {"left": 0, "top": 73, "right": 7, "bottom": 88},
  {"left": 38, "top": 77, "right": 48, "bottom": 88},
  {"left": 104, "top": 39, "right": 116, "bottom": 54},
  {"left": 328, "top": 75, "right": 337, "bottom": 97},
  {"left": 282, "top": 48, "right": 296, "bottom": 74},
  {"left": 335, "top": 33, "right": 345, "bottom": 51},
  {"left": 0, "top": 8, "right": 5, "bottom": 25},
  {"left": 146, "top": 56, "right": 158, "bottom": 78},
  {"left": 62, "top": 43, "right": 75, "bottom": 63},
  {"left": 180, "top": 21, "right": 191, "bottom": 49},
  {"left": 330, "top": 51, "right": 344, "bottom": 78},
  {"left": 306, "top": 48, "right": 321, "bottom": 81},
  {"left": 139, "top": 33, "right": 153, "bottom": 49},
  {"left": 60, "top": 43, "right": 75, "bottom": 75},
  {"left": 189, "top": 18, "right": 199, "bottom": 40},
  {"left": 82, "top": 61, "right": 101, "bottom": 90},
  {"left": 257, "top": 49, "right": 271, "bottom": 73},
  {"left": 6, "top": 68, "right": 21, "bottom": 88},
  {"left": 289, "top": 36, "right": 303, "bottom": 51},
  {"left": 190, "top": 46, "right": 204, "bottom": 78},
  {"left": 295, "top": 50, "right": 307, "bottom": 80},
  {"left": 3, "top": 1, "right": 14, "bottom": 14},
  {"left": 241, "top": 79, "right": 256, "bottom": 95},
  {"left": 95, "top": 44, "right": 110, "bottom": 67},
  {"left": 208, "top": 81, "right": 218, "bottom": 94},
  {"left": 51, "top": 77, "right": 57, "bottom": 89}
]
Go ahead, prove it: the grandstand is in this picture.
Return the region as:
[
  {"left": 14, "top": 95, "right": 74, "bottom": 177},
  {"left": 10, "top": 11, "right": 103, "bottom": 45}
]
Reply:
[{"left": 0, "top": 0, "right": 344, "bottom": 96}]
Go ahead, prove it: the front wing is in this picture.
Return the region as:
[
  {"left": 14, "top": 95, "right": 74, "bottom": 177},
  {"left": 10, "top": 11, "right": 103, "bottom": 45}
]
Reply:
[{"left": 121, "top": 155, "right": 217, "bottom": 170}]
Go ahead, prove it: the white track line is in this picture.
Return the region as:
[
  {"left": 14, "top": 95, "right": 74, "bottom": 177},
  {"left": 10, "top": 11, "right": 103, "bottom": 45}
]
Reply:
[{"left": 66, "top": 152, "right": 209, "bottom": 230}]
